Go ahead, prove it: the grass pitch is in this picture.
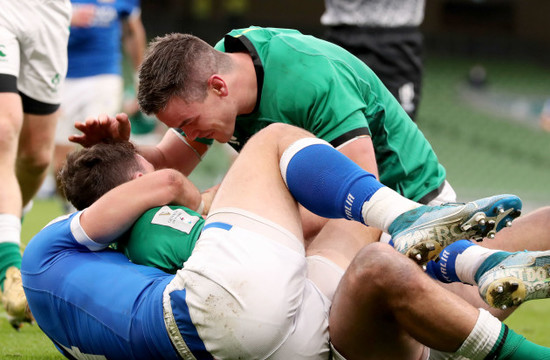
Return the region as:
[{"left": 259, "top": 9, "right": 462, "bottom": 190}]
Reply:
[{"left": 2, "top": 54, "right": 550, "bottom": 357}]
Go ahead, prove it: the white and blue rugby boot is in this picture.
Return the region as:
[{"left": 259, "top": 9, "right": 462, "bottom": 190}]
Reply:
[
  {"left": 477, "top": 250, "right": 550, "bottom": 310},
  {"left": 389, "top": 194, "right": 522, "bottom": 267}
]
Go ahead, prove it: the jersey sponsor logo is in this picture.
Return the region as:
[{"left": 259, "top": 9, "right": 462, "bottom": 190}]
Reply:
[
  {"left": 151, "top": 206, "right": 200, "bottom": 234},
  {"left": 93, "top": 5, "right": 117, "bottom": 27},
  {"left": 72, "top": 4, "right": 117, "bottom": 27}
]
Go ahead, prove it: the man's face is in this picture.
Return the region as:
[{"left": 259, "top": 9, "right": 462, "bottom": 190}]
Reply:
[{"left": 156, "top": 92, "right": 236, "bottom": 143}]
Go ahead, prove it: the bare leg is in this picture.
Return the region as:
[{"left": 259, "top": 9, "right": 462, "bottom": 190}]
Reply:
[
  {"left": 305, "top": 219, "right": 378, "bottom": 300},
  {"left": 0, "top": 93, "right": 24, "bottom": 217},
  {"left": 479, "top": 206, "right": 550, "bottom": 252},
  {"left": 330, "top": 242, "right": 478, "bottom": 360},
  {"left": 307, "top": 218, "right": 381, "bottom": 270},
  {"left": 209, "top": 123, "right": 315, "bottom": 240},
  {"left": 17, "top": 110, "right": 59, "bottom": 206}
]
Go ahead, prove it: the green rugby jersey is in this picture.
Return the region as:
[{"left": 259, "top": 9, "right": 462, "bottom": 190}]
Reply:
[
  {"left": 212, "top": 26, "right": 445, "bottom": 202},
  {"left": 117, "top": 205, "right": 204, "bottom": 273}
]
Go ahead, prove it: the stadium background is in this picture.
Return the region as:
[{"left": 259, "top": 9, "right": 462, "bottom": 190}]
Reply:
[{"left": 2, "top": 0, "right": 550, "bottom": 357}]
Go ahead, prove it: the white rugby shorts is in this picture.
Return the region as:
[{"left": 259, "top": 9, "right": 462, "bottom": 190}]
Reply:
[
  {"left": 164, "top": 208, "right": 332, "bottom": 359},
  {"left": 0, "top": 0, "right": 71, "bottom": 104},
  {"left": 55, "top": 75, "right": 123, "bottom": 145}
]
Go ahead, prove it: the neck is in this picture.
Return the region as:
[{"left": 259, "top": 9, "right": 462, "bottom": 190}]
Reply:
[{"left": 229, "top": 52, "right": 258, "bottom": 114}]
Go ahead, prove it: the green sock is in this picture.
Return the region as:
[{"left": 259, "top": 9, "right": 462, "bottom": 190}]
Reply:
[
  {"left": 0, "top": 242, "right": 22, "bottom": 291},
  {"left": 489, "top": 325, "right": 550, "bottom": 359}
]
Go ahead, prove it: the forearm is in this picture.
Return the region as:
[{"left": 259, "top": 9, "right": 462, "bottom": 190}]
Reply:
[
  {"left": 136, "top": 144, "right": 168, "bottom": 170},
  {"left": 144, "top": 129, "right": 204, "bottom": 175},
  {"left": 81, "top": 169, "right": 201, "bottom": 243}
]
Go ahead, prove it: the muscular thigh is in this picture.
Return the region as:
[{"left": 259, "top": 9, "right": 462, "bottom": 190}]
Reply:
[{"left": 210, "top": 124, "right": 310, "bottom": 242}]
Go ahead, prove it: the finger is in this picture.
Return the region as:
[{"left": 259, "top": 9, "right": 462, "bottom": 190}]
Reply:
[
  {"left": 115, "top": 112, "right": 130, "bottom": 122},
  {"left": 84, "top": 117, "right": 99, "bottom": 127},
  {"left": 73, "top": 122, "right": 86, "bottom": 131},
  {"left": 97, "top": 113, "right": 114, "bottom": 126},
  {"left": 68, "top": 134, "right": 85, "bottom": 145},
  {"left": 115, "top": 113, "right": 132, "bottom": 140}
]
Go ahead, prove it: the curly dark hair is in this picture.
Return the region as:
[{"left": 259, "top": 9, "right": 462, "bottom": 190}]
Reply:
[{"left": 58, "top": 141, "right": 143, "bottom": 210}]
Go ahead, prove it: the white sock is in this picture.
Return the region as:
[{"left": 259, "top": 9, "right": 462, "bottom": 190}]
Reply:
[
  {"left": 361, "top": 187, "right": 420, "bottom": 232},
  {"left": 456, "top": 308, "right": 502, "bottom": 360},
  {"left": 0, "top": 214, "right": 22, "bottom": 245},
  {"left": 455, "top": 245, "right": 500, "bottom": 284}
]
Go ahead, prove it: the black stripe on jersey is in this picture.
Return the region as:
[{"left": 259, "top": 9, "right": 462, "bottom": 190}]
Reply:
[
  {"left": 223, "top": 35, "right": 264, "bottom": 114},
  {"left": 329, "top": 127, "right": 371, "bottom": 148}
]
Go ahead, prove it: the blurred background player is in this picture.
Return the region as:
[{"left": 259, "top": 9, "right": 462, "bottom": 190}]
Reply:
[
  {"left": 51, "top": 0, "right": 147, "bottom": 211},
  {"left": 0, "top": 0, "right": 71, "bottom": 329},
  {"left": 321, "top": 0, "right": 426, "bottom": 121}
]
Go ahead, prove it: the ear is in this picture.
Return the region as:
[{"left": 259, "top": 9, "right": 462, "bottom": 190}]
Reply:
[
  {"left": 208, "top": 75, "right": 228, "bottom": 97},
  {"left": 132, "top": 171, "right": 144, "bottom": 179}
]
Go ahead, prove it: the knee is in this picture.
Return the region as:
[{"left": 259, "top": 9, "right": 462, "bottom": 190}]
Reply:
[
  {"left": 347, "top": 242, "right": 421, "bottom": 295},
  {"left": 251, "top": 123, "right": 314, "bottom": 148},
  {"left": 17, "top": 147, "right": 52, "bottom": 174},
  {"left": 250, "top": 123, "right": 292, "bottom": 145},
  {"left": 0, "top": 115, "right": 23, "bottom": 153}
]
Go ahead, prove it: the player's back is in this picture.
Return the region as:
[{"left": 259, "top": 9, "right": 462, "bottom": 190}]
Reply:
[{"left": 22, "top": 212, "right": 180, "bottom": 359}]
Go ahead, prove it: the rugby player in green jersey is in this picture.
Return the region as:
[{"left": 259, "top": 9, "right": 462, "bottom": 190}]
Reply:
[{"left": 72, "top": 27, "right": 448, "bottom": 244}]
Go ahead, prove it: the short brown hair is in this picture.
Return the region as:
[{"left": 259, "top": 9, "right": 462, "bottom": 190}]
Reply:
[
  {"left": 58, "top": 141, "right": 143, "bottom": 210},
  {"left": 137, "top": 33, "right": 231, "bottom": 115}
]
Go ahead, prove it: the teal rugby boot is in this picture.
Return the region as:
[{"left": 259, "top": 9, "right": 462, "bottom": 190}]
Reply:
[
  {"left": 476, "top": 250, "right": 550, "bottom": 310},
  {"left": 389, "top": 194, "right": 522, "bottom": 267}
]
